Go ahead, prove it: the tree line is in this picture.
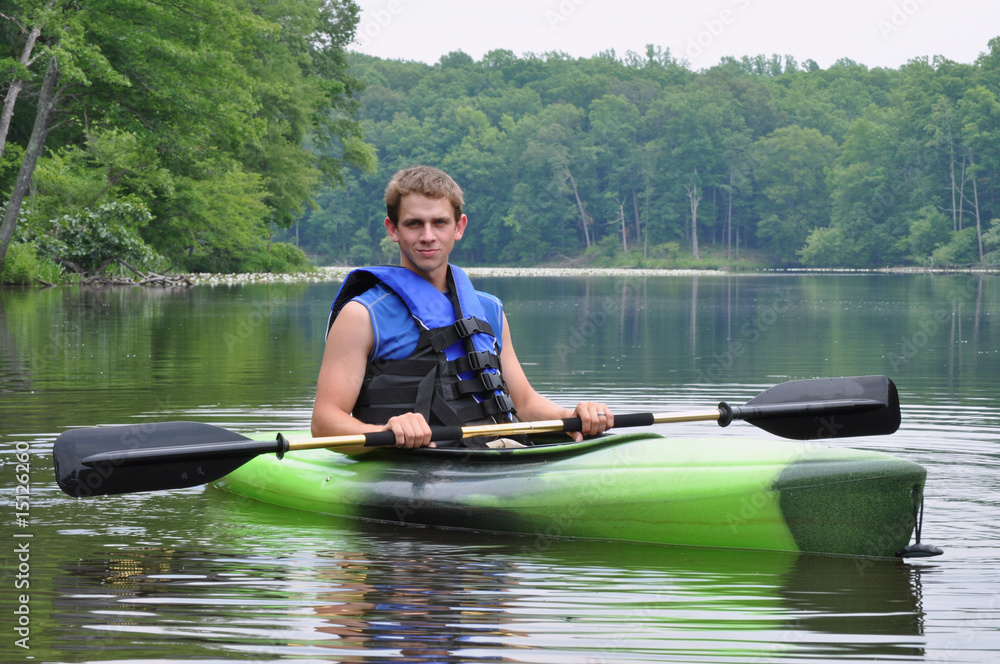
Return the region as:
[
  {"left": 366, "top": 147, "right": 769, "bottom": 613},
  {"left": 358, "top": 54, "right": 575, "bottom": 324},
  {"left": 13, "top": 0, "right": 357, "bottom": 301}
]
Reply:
[
  {"left": 1, "top": 0, "right": 373, "bottom": 283},
  {"left": 3, "top": 2, "right": 999, "bottom": 282},
  {"left": 292, "top": 42, "right": 1000, "bottom": 269}
]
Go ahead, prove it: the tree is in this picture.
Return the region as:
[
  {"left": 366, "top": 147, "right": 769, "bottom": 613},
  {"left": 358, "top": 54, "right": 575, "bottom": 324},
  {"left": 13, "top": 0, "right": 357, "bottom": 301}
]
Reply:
[
  {"left": 802, "top": 107, "right": 914, "bottom": 267},
  {"left": 1, "top": 0, "right": 371, "bottom": 273},
  {"left": 31, "top": 201, "right": 158, "bottom": 276},
  {"left": 643, "top": 84, "right": 745, "bottom": 255},
  {"left": 0, "top": 0, "right": 56, "bottom": 163},
  {"left": 589, "top": 94, "right": 643, "bottom": 249},
  {"left": 297, "top": 40, "right": 1000, "bottom": 270},
  {"left": 752, "top": 125, "right": 839, "bottom": 261},
  {"left": 513, "top": 103, "right": 596, "bottom": 250},
  {"left": 957, "top": 85, "right": 1000, "bottom": 263}
]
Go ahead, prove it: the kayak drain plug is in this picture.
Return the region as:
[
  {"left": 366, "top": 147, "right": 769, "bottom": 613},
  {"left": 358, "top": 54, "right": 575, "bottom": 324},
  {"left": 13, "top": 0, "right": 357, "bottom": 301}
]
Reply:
[{"left": 896, "top": 486, "right": 943, "bottom": 558}]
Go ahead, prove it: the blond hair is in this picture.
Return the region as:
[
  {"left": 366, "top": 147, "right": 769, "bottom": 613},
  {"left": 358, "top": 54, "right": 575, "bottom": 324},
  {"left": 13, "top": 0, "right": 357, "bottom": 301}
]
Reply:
[{"left": 384, "top": 166, "right": 464, "bottom": 225}]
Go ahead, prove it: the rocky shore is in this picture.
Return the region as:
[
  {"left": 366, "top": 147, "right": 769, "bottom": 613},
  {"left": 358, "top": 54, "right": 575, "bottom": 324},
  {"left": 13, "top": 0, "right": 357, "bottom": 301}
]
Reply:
[{"left": 180, "top": 264, "right": 999, "bottom": 286}]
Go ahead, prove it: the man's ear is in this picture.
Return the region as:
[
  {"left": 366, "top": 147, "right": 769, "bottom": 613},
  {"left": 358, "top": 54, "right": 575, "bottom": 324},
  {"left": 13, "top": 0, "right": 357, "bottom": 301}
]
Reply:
[
  {"left": 384, "top": 217, "right": 399, "bottom": 242},
  {"left": 454, "top": 214, "right": 468, "bottom": 240}
]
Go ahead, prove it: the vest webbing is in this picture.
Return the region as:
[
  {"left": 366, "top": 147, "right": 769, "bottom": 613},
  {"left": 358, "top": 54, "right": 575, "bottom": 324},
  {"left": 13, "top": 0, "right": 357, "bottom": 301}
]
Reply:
[{"left": 329, "top": 265, "right": 519, "bottom": 447}]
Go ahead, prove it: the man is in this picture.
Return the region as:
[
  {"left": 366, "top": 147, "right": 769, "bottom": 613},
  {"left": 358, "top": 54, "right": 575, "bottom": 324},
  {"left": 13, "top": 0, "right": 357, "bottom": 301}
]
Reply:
[{"left": 311, "top": 165, "right": 613, "bottom": 448}]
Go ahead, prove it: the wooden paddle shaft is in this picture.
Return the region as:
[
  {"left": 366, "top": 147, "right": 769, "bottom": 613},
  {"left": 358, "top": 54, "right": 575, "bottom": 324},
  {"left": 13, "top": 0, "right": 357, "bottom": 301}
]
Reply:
[{"left": 285, "top": 410, "right": 722, "bottom": 451}]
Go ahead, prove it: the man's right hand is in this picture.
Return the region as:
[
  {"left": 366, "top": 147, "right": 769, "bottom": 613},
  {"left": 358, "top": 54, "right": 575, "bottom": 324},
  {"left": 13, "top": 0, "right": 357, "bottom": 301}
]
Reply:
[{"left": 384, "top": 412, "right": 435, "bottom": 448}]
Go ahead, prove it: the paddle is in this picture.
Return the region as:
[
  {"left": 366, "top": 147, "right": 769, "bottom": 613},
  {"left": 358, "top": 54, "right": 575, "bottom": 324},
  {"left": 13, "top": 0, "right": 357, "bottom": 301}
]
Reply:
[{"left": 53, "top": 374, "right": 900, "bottom": 498}]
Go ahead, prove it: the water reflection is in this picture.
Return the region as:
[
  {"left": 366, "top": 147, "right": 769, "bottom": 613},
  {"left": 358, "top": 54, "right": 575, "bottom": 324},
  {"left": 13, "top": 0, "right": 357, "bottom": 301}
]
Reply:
[
  {"left": 47, "top": 488, "right": 929, "bottom": 663},
  {"left": 311, "top": 551, "right": 521, "bottom": 662},
  {"left": 4, "top": 273, "right": 998, "bottom": 662},
  {"left": 775, "top": 555, "right": 928, "bottom": 660}
]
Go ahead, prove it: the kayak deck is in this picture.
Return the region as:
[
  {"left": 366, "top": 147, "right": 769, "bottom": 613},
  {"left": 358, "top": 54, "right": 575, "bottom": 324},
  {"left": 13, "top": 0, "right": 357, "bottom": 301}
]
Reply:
[{"left": 213, "top": 431, "right": 926, "bottom": 558}]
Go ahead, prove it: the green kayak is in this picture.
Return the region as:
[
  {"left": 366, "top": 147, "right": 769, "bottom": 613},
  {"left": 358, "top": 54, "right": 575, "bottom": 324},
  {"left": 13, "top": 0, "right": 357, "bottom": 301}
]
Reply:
[{"left": 213, "top": 430, "right": 928, "bottom": 558}]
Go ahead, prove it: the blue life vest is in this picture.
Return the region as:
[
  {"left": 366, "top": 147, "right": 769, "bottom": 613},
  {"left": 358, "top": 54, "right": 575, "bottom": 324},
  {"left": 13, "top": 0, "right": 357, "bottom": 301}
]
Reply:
[{"left": 328, "top": 265, "right": 518, "bottom": 445}]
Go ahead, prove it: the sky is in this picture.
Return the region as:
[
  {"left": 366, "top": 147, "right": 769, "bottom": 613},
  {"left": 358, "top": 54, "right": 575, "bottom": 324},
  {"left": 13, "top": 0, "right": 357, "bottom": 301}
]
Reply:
[{"left": 351, "top": 0, "right": 998, "bottom": 70}]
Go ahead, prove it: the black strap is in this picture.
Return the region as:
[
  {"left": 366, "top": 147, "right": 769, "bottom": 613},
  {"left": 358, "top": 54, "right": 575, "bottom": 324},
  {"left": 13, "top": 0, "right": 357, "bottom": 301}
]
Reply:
[
  {"left": 425, "top": 317, "right": 495, "bottom": 352},
  {"left": 450, "top": 350, "right": 501, "bottom": 374},
  {"left": 452, "top": 393, "right": 516, "bottom": 422},
  {"left": 455, "top": 371, "right": 506, "bottom": 396}
]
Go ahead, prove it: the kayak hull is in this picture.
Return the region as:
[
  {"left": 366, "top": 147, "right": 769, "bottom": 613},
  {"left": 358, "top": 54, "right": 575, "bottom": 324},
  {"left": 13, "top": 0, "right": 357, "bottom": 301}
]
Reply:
[{"left": 213, "top": 432, "right": 926, "bottom": 558}]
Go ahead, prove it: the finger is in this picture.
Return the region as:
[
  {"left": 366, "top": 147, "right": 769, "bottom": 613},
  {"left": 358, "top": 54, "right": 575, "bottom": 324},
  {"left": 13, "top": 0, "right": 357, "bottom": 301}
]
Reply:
[
  {"left": 387, "top": 417, "right": 419, "bottom": 448},
  {"left": 583, "top": 404, "right": 613, "bottom": 435},
  {"left": 389, "top": 414, "right": 434, "bottom": 448},
  {"left": 577, "top": 402, "right": 603, "bottom": 435},
  {"left": 414, "top": 417, "right": 432, "bottom": 447},
  {"left": 599, "top": 406, "right": 614, "bottom": 430}
]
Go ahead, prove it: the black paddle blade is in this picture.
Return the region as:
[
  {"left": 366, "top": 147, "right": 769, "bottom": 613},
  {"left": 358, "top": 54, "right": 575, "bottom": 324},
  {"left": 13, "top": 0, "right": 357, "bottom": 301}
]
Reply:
[
  {"left": 731, "top": 375, "right": 900, "bottom": 440},
  {"left": 53, "top": 421, "right": 262, "bottom": 497}
]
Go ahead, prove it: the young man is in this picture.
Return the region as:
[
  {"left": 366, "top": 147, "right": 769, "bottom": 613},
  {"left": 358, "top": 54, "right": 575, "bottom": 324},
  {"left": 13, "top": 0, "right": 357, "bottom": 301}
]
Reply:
[{"left": 311, "top": 165, "right": 613, "bottom": 448}]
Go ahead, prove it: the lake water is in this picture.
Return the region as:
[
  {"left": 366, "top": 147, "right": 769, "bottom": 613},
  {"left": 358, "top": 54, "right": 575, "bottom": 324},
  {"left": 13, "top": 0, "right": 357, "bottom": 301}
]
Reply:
[{"left": 2, "top": 271, "right": 999, "bottom": 663}]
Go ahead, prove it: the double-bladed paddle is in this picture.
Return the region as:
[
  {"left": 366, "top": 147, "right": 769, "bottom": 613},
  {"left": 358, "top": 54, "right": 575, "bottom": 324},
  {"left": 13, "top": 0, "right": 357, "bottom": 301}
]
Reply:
[{"left": 53, "top": 375, "right": 900, "bottom": 498}]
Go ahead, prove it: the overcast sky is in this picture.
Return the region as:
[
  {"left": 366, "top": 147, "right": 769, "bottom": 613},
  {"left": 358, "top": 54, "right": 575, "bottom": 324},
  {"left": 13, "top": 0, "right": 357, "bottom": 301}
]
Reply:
[{"left": 351, "top": 0, "right": 997, "bottom": 70}]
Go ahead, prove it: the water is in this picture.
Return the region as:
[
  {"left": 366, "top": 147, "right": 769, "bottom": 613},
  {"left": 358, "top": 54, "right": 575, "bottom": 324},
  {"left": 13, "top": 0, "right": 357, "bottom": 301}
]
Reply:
[{"left": 2, "top": 272, "right": 999, "bottom": 662}]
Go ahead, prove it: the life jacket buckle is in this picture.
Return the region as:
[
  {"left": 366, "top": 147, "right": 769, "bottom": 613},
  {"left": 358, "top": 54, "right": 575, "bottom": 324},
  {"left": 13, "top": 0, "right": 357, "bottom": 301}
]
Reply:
[
  {"left": 478, "top": 371, "right": 504, "bottom": 391},
  {"left": 466, "top": 351, "right": 499, "bottom": 371},
  {"left": 486, "top": 393, "right": 516, "bottom": 414},
  {"left": 453, "top": 317, "right": 481, "bottom": 339}
]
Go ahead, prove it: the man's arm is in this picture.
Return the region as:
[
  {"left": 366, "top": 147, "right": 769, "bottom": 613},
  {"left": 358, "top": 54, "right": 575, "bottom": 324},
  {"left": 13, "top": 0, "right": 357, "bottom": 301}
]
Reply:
[
  {"left": 311, "top": 301, "right": 433, "bottom": 447},
  {"left": 499, "top": 313, "right": 613, "bottom": 441}
]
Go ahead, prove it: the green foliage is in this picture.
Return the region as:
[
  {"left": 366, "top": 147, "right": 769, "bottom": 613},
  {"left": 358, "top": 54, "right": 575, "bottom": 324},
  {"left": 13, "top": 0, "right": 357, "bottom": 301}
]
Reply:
[
  {"left": 378, "top": 234, "right": 398, "bottom": 264},
  {"left": 348, "top": 227, "right": 373, "bottom": 265},
  {"left": 32, "top": 201, "right": 160, "bottom": 275},
  {"left": 1, "top": 0, "right": 370, "bottom": 274},
  {"left": 799, "top": 226, "right": 848, "bottom": 268},
  {"left": 982, "top": 219, "right": 1000, "bottom": 264},
  {"left": 0, "top": 241, "right": 62, "bottom": 285},
  {"left": 0, "top": 141, "right": 24, "bottom": 194},
  {"left": 149, "top": 164, "right": 271, "bottom": 271},
  {"left": 906, "top": 206, "right": 952, "bottom": 263},
  {"left": 931, "top": 227, "right": 980, "bottom": 266},
  {"left": 238, "top": 241, "right": 311, "bottom": 273},
  {"left": 752, "top": 125, "right": 838, "bottom": 261},
  {"left": 23, "top": 127, "right": 171, "bottom": 226},
  {"left": 292, "top": 42, "right": 1000, "bottom": 269}
]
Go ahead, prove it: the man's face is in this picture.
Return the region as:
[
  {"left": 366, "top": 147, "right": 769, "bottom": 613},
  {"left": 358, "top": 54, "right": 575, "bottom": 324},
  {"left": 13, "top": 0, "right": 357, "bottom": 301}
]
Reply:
[{"left": 386, "top": 193, "right": 467, "bottom": 284}]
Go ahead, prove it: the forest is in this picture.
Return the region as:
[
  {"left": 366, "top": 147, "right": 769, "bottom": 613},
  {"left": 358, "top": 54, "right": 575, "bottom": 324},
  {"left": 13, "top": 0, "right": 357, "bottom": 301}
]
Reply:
[
  {"left": 2, "top": 0, "right": 1000, "bottom": 283},
  {"left": 1, "top": 0, "right": 372, "bottom": 283},
  {"left": 292, "top": 43, "right": 1000, "bottom": 270}
]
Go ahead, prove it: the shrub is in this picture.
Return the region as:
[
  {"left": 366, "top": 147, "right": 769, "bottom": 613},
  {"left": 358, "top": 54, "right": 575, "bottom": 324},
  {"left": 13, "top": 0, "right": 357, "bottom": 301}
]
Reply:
[
  {"left": 0, "top": 242, "right": 63, "bottom": 285},
  {"left": 931, "top": 227, "right": 980, "bottom": 267},
  {"left": 34, "top": 201, "right": 160, "bottom": 275},
  {"left": 241, "top": 241, "right": 312, "bottom": 273}
]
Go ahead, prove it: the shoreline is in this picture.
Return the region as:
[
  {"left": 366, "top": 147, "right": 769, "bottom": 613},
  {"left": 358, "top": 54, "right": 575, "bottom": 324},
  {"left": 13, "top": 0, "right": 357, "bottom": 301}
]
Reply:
[{"left": 182, "top": 264, "right": 1000, "bottom": 286}]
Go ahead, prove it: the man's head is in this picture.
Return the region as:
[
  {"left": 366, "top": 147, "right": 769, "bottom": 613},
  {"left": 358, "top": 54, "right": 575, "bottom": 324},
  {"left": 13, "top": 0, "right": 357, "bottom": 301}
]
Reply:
[{"left": 385, "top": 166, "right": 464, "bottom": 226}]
